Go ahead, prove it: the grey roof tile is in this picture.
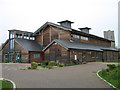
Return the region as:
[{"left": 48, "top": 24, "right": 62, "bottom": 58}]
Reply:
[
  {"left": 43, "top": 39, "right": 118, "bottom": 52},
  {"left": 15, "top": 38, "right": 43, "bottom": 52}
]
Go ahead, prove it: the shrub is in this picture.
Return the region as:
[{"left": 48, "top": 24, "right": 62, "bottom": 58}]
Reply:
[
  {"left": 107, "top": 64, "right": 116, "bottom": 70},
  {"left": 31, "top": 62, "right": 38, "bottom": 69},
  {"left": 59, "top": 64, "right": 64, "bottom": 67},
  {"left": 106, "top": 68, "right": 109, "bottom": 72},
  {"left": 83, "top": 61, "right": 86, "bottom": 64},
  {"left": 48, "top": 66, "right": 52, "bottom": 69},
  {"left": 110, "top": 71, "right": 117, "bottom": 80},
  {"left": 48, "top": 61, "right": 56, "bottom": 66},
  {"left": 27, "top": 67, "right": 31, "bottom": 70},
  {"left": 65, "top": 63, "right": 73, "bottom": 66},
  {"left": 42, "top": 60, "right": 49, "bottom": 66},
  {"left": 38, "top": 63, "right": 41, "bottom": 66},
  {"left": 101, "top": 69, "right": 107, "bottom": 76},
  {"left": 72, "top": 60, "right": 80, "bottom": 65},
  {"left": 41, "top": 65, "right": 46, "bottom": 68}
]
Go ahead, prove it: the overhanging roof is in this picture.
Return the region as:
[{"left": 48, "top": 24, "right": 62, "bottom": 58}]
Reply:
[{"left": 43, "top": 39, "right": 118, "bottom": 52}]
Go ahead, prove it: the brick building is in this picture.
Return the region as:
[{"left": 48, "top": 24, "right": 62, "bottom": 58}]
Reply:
[{"left": 0, "top": 20, "right": 119, "bottom": 63}]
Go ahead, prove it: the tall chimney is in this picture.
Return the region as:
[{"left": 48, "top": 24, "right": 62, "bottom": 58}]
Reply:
[
  {"left": 58, "top": 20, "right": 74, "bottom": 29},
  {"left": 78, "top": 27, "right": 91, "bottom": 34}
]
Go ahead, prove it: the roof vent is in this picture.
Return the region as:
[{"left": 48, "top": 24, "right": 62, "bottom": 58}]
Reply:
[
  {"left": 78, "top": 27, "right": 91, "bottom": 34},
  {"left": 58, "top": 20, "right": 74, "bottom": 29}
]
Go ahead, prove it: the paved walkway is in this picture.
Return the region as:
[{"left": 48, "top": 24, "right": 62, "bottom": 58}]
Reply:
[{"left": 2, "top": 62, "right": 114, "bottom": 88}]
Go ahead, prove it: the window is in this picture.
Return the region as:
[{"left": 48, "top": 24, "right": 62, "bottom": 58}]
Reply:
[
  {"left": 10, "top": 39, "right": 14, "bottom": 52},
  {"left": 91, "top": 51, "right": 95, "bottom": 58},
  {"left": 34, "top": 54, "right": 40, "bottom": 58},
  {"left": 30, "top": 37, "right": 35, "bottom": 40},
  {"left": 24, "top": 36, "right": 27, "bottom": 39},
  {"left": 4, "top": 54, "right": 8, "bottom": 61},
  {"left": 72, "top": 34, "right": 80, "bottom": 39},
  {"left": 96, "top": 52, "right": 98, "bottom": 58},
  {"left": 81, "top": 36, "right": 88, "bottom": 41},
  {"left": 18, "top": 35, "right": 22, "bottom": 38},
  {"left": 27, "top": 36, "right": 29, "bottom": 39},
  {"left": 10, "top": 33, "right": 14, "bottom": 39}
]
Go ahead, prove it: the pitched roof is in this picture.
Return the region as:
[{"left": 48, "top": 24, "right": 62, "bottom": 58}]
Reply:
[
  {"left": 1, "top": 39, "right": 9, "bottom": 50},
  {"left": 15, "top": 38, "right": 43, "bottom": 52},
  {"left": 34, "top": 22, "right": 73, "bottom": 35},
  {"left": 34, "top": 22, "right": 112, "bottom": 42},
  {"left": 43, "top": 39, "right": 118, "bottom": 52}
]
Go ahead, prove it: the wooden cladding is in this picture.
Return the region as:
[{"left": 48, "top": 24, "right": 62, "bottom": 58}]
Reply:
[
  {"left": 44, "top": 42, "right": 69, "bottom": 64},
  {"left": 35, "top": 26, "right": 71, "bottom": 47}
]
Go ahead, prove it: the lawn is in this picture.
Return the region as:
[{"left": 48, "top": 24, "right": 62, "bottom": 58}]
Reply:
[
  {"left": 98, "top": 65, "right": 120, "bottom": 89},
  {"left": 0, "top": 80, "right": 13, "bottom": 89},
  {"left": 104, "top": 60, "right": 120, "bottom": 63}
]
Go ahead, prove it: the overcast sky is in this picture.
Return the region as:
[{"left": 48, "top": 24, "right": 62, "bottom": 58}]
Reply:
[{"left": 0, "top": 0, "right": 119, "bottom": 46}]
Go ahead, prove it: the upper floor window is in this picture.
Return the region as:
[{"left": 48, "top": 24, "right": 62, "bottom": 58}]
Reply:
[
  {"left": 30, "top": 37, "right": 35, "bottom": 40},
  {"left": 18, "top": 35, "right": 22, "bottom": 38},
  {"left": 10, "top": 33, "right": 14, "bottom": 39},
  {"left": 24, "top": 36, "right": 27, "bottom": 39},
  {"left": 81, "top": 36, "right": 88, "bottom": 41},
  {"left": 71, "top": 34, "right": 80, "bottom": 39}
]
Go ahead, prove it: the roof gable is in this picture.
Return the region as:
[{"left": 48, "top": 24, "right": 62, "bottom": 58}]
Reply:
[{"left": 34, "top": 22, "right": 72, "bottom": 35}]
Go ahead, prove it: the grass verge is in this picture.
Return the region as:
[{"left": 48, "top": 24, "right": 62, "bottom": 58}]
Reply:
[
  {"left": 104, "top": 60, "right": 120, "bottom": 63},
  {"left": 0, "top": 80, "right": 13, "bottom": 89},
  {"left": 98, "top": 65, "right": 120, "bottom": 89}
]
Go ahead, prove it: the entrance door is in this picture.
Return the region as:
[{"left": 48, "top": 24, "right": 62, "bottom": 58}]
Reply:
[
  {"left": 15, "top": 53, "right": 21, "bottom": 63},
  {"left": 82, "top": 53, "right": 86, "bottom": 62},
  {"left": 10, "top": 53, "right": 14, "bottom": 62}
]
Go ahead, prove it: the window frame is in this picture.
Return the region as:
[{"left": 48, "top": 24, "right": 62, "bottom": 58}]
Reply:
[{"left": 33, "top": 54, "right": 40, "bottom": 58}]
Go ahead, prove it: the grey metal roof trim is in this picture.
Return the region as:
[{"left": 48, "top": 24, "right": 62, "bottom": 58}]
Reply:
[
  {"left": 15, "top": 38, "right": 43, "bottom": 52},
  {"left": 69, "top": 48, "right": 103, "bottom": 51}
]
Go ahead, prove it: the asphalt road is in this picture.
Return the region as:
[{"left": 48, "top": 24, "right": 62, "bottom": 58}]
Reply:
[{"left": 2, "top": 62, "right": 113, "bottom": 88}]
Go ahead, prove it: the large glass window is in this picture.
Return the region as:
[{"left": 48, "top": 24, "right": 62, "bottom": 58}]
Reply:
[
  {"left": 10, "top": 39, "right": 14, "bottom": 52},
  {"left": 34, "top": 54, "right": 40, "bottom": 58}
]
